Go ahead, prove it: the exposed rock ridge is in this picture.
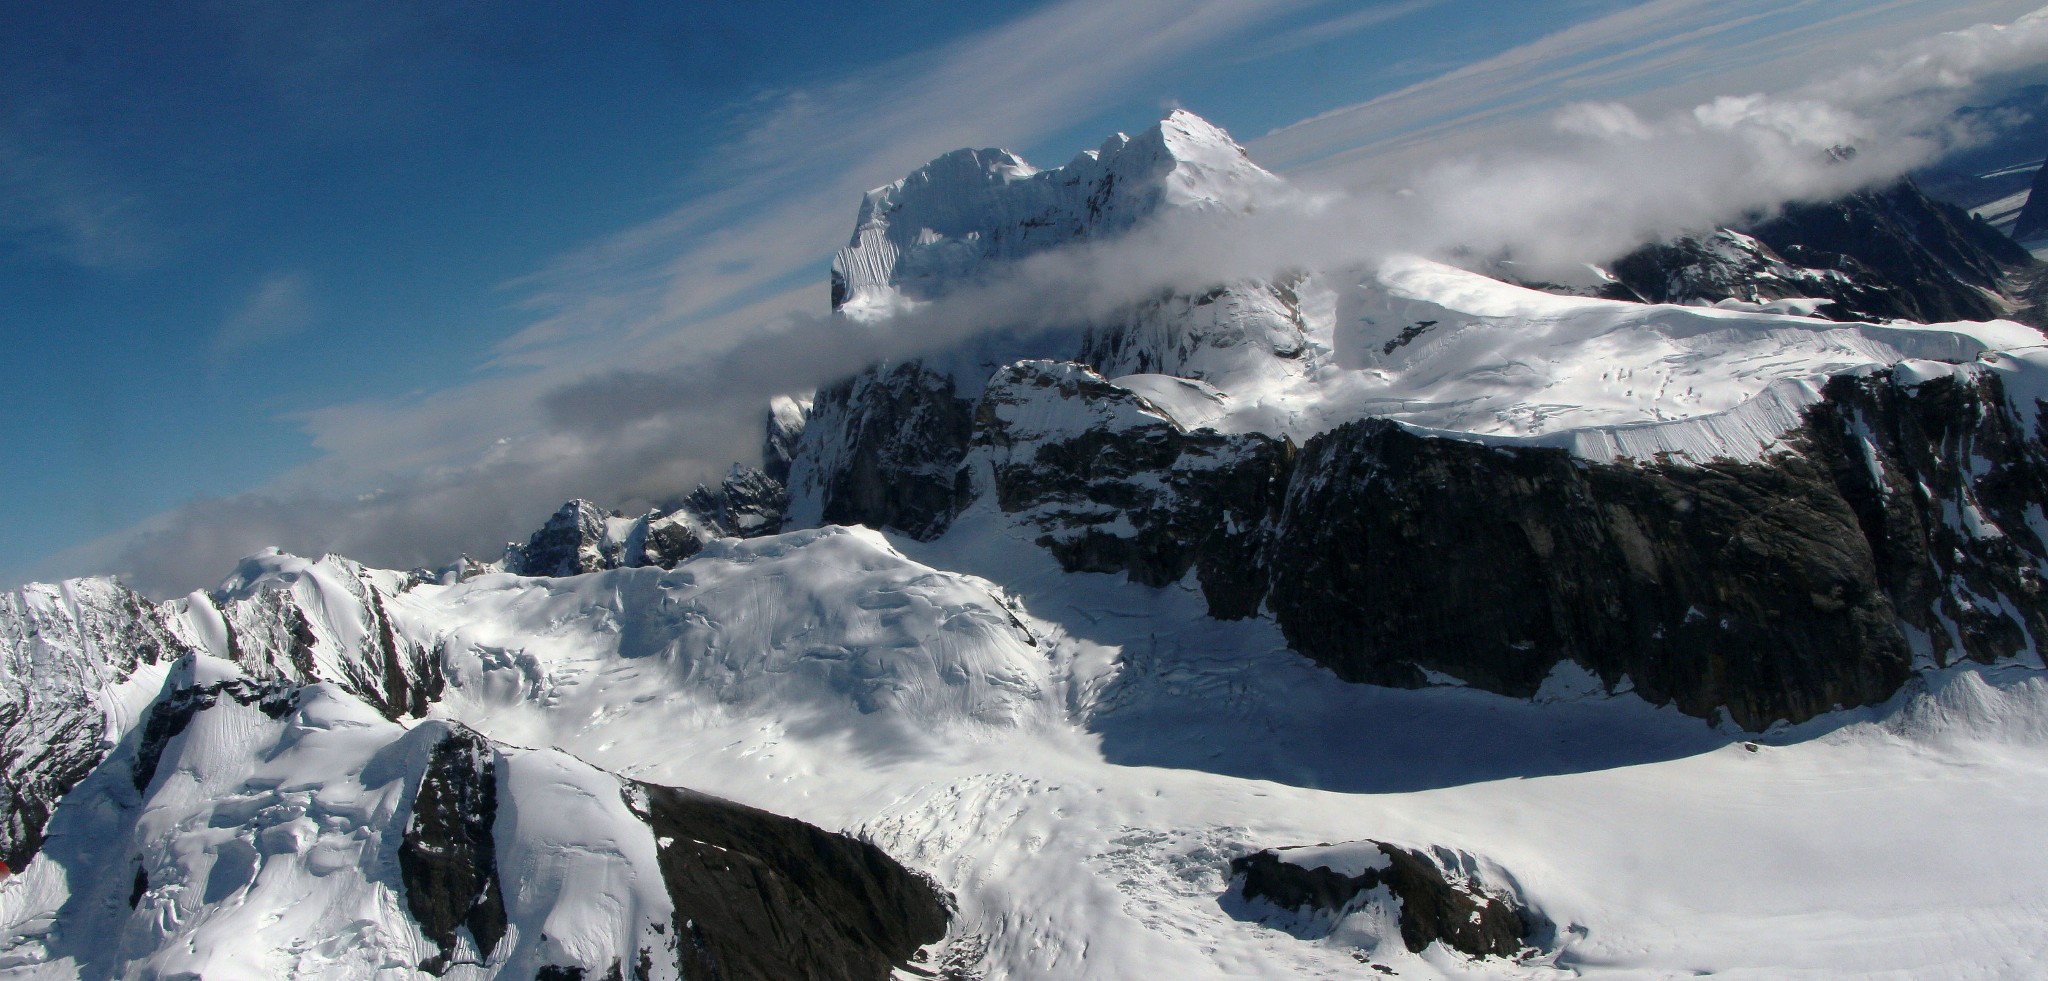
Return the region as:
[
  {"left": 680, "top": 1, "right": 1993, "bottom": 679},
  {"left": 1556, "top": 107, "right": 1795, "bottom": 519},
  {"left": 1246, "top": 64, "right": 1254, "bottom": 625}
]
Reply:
[
  {"left": 1602, "top": 180, "right": 2038, "bottom": 323},
  {"left": 789, "top": 350, "right": 2048, "bottom": 729},
  {"left": 210, "top": 551, "right": 447, "bottom": 722},
  {"left": 503, "top": 465, "right": 788, "bottom": 577},
  {"left": 626, "top": 782, "right": 951, "bottom": 981},
  {"left": 1228, "top": 841, "right": 1542, "bottom": 961},
  {"left": 785, "top": 361, "right": 976, "bottom": 541},
  {"left": 2012, "top": 155, "right": 2048, "bottom": 240},
  {"left": 400, "top": 724, "right": 507, "bottom": 975},
  {"left": 0, "top": 578, "right": 193, "bottom": 869},
  {"left": 968, "top": 360, "right": 1288, "bottom": 618}
]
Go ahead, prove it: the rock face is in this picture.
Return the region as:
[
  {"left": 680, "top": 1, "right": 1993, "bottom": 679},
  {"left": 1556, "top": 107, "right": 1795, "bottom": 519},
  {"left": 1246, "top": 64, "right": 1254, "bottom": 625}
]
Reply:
[
  {"left": 400, "top": 725, "right": 507, "bottom": 975},
  {"left": 970, "top": 360, "right": 1288, "bottom": 618},
  {"left": 0, "top": 579, "right": 193, "bottom": 870},
  {"left": 1805, "top": 362, "right": 2048, "bottom": 667},
  {"left": 1265, "top": 419, "right": 1913, "bottom": 729},
  {"left": 628, "top": 783, "right": 950, "bottom": 981},
  {"left": 1228, "top": 841, "right": 1540, "bottom": 961},
  {"left": 2013, "top": 158, "right": 2048, "bottom": 240},
  {"left": 1263, "top": 360, "right": 2048, "bottom": 728},
  {"left": 1604, "top": 180, "right": 2036, "bottom": 323},
  {"left": 790, "top": 346, "right": 2048, "bottom": 729},
  {"left": 785, "top": 361, "right": 977, "bottom": 540},
  {"left": 210, "top": 551, "right": 446, "bottom": 722},
  {"left": 1603, "top": 228, "right": 1906, "bottom": 320},
  {"left": 504, "top": 465, "right": 788, "bottom": 577}
]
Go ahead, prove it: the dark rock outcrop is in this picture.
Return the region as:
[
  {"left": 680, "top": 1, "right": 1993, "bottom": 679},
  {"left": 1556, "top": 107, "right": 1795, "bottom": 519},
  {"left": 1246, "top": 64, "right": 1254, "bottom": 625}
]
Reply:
[
  {"left": 684, "top": 465, "right": 788, "bottom": 541},
  {"left": 786, "top": 361, "right": 976, "bottom": 541},
  {"left": 2011, "top": 155, "right": 2048, "bottom": 241},
  {"left": 973, "top": 361, "right": 1289, "bottom": 618},
  {"left": 505, "top": 466, "right": 788, "bottom": 578},
  {"left": 1260, "top": 361, "right": 2048, "bottom": 729},
  {"left": 400, "top": 725, "right": 507, "bottom": 976},
  {"left": 1604, "top": 180, "right": 2036, "bottom": 324},
  {"left": 1264, "top": 419, "right": 1913, "bottom": 729},
  {"left": 1229, "top": 842, "right": 1538, "bottom": 960},
  {"left": 1604, "top": 229, "right": 1905, "bottom": 321},
  {"left": 507, "top": 499, "right": 620, "bottom": 577},
  {"left": 851, "top": 355, "right": 2048, "bottom": 729},
  {"left": 1804, "top": 364, "right": 2048, "bottom": 666},
  {"left": 625, "top": 783, "right": 951, "bottom": 981}
]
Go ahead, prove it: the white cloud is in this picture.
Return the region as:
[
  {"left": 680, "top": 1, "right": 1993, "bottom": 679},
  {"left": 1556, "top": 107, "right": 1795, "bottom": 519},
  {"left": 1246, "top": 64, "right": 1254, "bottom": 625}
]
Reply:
[
  {"left": 1252, "top": 0, "right": 2048, "bottom": 179},
  {"left": 213, "top": 271, "right": 316, "bottom": 357}
]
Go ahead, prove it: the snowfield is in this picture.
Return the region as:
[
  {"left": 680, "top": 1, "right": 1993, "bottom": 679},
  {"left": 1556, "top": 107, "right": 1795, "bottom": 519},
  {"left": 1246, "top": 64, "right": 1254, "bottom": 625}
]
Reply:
[
  {"left": 1173, "top": 255, "right": 2048, "bottom": 468},
  {"left": 446, "top": 509, "right": 2048, "bottom": 980},
  {"left": 7, "top": 492, "right": 2048, "bottom": 979}
]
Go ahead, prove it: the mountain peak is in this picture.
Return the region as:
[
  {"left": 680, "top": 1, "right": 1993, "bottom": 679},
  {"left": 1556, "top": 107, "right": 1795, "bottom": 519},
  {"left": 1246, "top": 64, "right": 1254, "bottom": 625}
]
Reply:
[{"left": 830, "top": 110, "right": 1282, "bottom": 316}]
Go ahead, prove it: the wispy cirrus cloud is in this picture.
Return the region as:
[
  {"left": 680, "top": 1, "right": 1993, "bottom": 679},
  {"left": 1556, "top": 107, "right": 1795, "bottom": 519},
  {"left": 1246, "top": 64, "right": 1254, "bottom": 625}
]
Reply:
[
  {"left": 1253, "top": 0, "right": 2048, "bottom": 178},
  {"left": 213, "top": 271, "right": 316, "bottom": 358},
  {"left": 51, "top": 0, "right": 1318, "bottom": 594}
]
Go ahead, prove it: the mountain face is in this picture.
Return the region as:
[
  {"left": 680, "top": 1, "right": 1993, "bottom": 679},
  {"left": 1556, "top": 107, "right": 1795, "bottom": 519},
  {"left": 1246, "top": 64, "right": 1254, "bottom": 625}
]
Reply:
[
  {"left": 0, "top": 580, "right": 189, "bottom": 872},
  {"left": 2012, "top": 153, "right": 2048, "bottom": 240},
  {"left": 830, "top": 110, "right": 1282, "bottom": 318},
  {"left": 780, "top": 115, "right": 2048, "bottom": 729},
  {"left": 1602, "top": 179, "right": 2037, "bottom": 323},
  {"left": 500, "top": 465, "right": 787, "bottom": 577},
  {"left": 1, "top": 654, "right": 945, "bottom": 979},
  {"left": 12, "top": 110, "right": 2048, "bottom": 978}
]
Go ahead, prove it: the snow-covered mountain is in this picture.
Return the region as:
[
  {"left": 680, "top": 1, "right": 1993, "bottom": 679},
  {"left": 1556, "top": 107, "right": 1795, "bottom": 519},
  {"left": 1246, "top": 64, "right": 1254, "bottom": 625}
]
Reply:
[
  {"left": 12, "top": 110, "right": 2048, "bottom": 978},
  {"left": 1598, "top": 178, "right": 2037, "bottom": 324}
]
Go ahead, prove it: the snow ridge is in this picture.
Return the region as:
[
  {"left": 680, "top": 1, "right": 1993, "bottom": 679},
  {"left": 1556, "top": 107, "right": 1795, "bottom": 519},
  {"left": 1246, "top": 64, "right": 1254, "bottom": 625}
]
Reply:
[{"left": 832, "top": 110, "right": 1281, "bottom": 317}]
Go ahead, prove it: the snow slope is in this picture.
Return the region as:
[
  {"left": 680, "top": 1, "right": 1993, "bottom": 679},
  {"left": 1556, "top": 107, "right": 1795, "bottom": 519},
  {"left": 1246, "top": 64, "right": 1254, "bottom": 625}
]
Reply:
[
  {"left": 829, "top": 110, "right": 2047, "bottom": 469},
  {"left": 0, "top": 656, "right": 685, "bottom": 979},
  {"left": 7, "top": 522, "right": 2048, "bottom": 977},
  {"left": 407, "top": 511, "right": 2048, "bottom": 979},
  {"left": 1182, "top": 255, "right": 2048, "bottom": 465}
]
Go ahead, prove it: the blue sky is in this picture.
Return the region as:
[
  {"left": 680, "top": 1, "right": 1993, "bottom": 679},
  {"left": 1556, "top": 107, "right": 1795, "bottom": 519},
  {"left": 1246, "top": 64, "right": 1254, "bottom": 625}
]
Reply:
[{"left": 5, "top": 0, "right": 2045, "bottom": 594}]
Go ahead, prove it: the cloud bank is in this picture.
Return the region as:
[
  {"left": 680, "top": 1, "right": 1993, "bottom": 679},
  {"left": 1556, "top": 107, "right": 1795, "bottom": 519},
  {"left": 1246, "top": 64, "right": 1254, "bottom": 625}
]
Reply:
[{"left": 53, "top": 1, "right": 2048, "bottom": 597}]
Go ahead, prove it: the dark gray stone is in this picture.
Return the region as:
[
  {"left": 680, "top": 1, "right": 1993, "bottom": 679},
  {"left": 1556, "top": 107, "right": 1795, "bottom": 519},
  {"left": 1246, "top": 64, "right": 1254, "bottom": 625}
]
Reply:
[
  {"left": 793, "top": 361, "right": 977, "bottom": 541},
  {"left": 624, "top": 782, "right": 951, "bottom": 981},
  {"left": 1230, "top": 842, "right": 1536, "bottom": 959},
  {"left": 400, "top": 725, "right": 507, "bottom": 976},
  {"left": 1603, "top": 180, "right": 2038, "bottom": 324}
]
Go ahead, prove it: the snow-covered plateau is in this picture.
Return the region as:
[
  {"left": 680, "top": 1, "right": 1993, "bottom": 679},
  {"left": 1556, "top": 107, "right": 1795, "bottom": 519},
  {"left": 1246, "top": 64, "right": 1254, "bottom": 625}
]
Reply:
[{"left": 10, "top": 109, "right": 2048, "bottom": 979}]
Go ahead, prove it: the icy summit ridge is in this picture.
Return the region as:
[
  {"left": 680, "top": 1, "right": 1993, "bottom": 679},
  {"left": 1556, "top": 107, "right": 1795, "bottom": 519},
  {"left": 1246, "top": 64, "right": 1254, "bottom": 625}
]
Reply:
[{"left": 830, "top": 109, "right": 1281, "bottom": 315}]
